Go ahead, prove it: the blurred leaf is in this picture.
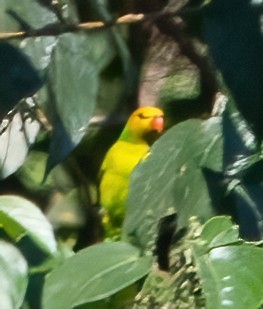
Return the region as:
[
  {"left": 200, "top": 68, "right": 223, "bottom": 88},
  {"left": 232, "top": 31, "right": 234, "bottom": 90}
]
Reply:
[
  {"left": 58, "top": 0, "right": 79, "bottom": 24},
  {"left": 229, "top": 181, "right": 263, "bottom": 240},
  {"left": 37, "top": 0, "right": 52, "bottom": 8},
  {"left": 0, "top": 111, "right": 40, "bottom": 179},
  {"left": 0, "top": 240, "right": 28, "bottom": 309},
  {"left": 13, "top": 0, "right": 58, "bottom": 76},
  {"left": 123, "top": 117, "right": 222, "bottom": 250},
  {"left": 0, "top": 195, "right": 57, "bottom": 255},
  {"left": 0, "top": 42, "right": 43, "bottom": 118},
  {"left": 7, "top": 0, "right": 57, "bottom": 29},
  {"left": 90, "top": 0, "right": 136, "bottom": 97},
  {"left": 30, "top": 242, "right": 74, "bottom": 275},
  {"left": 16, "top": 151, "right": 55, "bottom": 193},
  {"left": 45, "top": 32, "right": 116, "bottom": 173},
  {"left": 222, "top": 101, "right": 263, "bottom": 240},
  {"left": 0, "top": 0, "right": 18, "bottom": 31},
  {"left": 222, "top": 100, "right": 257, "bottom": 170},
  {"left": 204, "top": 0, "right": 263, "bottom": 139},
  {"left": 21, "top": 37, "right": 57, "bottom": 72},
  {"left": 42, "top": 242, "right": 152, "bottom": 309},
  {"left": 193, "top": 216, "right": 263, "bottom": 309},
  {"left": 47, "top": 189, "right": 86, "bottom": 230},
  {"left": 159, "top": 68, "right": 200, "bottom": 104},
  {"left": 0, "top": 0, "right": 57, "bottom": 145}
]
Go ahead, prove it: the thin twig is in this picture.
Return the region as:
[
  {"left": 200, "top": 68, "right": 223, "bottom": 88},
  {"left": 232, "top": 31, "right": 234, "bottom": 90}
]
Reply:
[{"left": 0, "top": 9, "right": 191, "bottom": 40}]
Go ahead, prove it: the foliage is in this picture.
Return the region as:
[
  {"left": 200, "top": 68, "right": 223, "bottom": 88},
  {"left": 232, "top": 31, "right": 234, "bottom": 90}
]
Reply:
[{"left": 0, "top": 0, "right": 263, "bottom": 308}]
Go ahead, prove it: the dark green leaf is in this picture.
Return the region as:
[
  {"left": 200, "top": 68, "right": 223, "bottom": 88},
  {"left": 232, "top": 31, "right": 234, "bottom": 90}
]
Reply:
[
  {"left": 222, "top": 101, "right": 257, "bottom": 170},
  {"left": 45, "top": 32, "right": 116, "bottom": 173},
  {"left": 204, "top": 0, "right": 263, "bottom": 139},
  {"left": 0, "top": 240, "right": 28, "bottom": 309},
  {"left": 0, "top": 195, "right": 57, "bottom": 255},
  {"left": 229, "top": 182, "right": 263, "bottom": 240},
  {"left": 89, "top": 0, "right": 136, "bottom": 97},
  {"left": 123, "top": 117, "right": 222, "bottom": 250},
  {"left": 194, "top": 217, "right": 263, "bottom": 309},
  {"left": 0, "top": 42, "right": 43, "bottom": 118},
  {"left": 42, "top": 242, "right": 152, "bottom": 309},
  {"left": 222, "top": 101, "right": 263, "bottom": 240},
  {"left": 10, "top": 0, "right": 58, "bottom": 72}
]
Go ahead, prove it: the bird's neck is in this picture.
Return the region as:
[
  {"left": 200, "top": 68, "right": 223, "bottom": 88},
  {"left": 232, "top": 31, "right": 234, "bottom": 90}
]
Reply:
[{"left": 119, "top": 128, "right": 146, "bottom": 145}]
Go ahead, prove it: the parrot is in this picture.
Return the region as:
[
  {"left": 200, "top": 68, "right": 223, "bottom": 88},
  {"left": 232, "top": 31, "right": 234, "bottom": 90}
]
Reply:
[{"left": 99, "top": 106, "right": 164, "bottom": 238}]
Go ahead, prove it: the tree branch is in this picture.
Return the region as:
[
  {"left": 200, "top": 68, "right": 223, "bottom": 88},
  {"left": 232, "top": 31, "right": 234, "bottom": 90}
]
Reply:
[{"left": 0, "top": 9, "right": 196, "bottom": 40}]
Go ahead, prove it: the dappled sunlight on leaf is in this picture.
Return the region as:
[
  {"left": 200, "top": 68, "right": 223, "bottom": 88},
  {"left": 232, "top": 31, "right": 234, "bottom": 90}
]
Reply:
[
  {"left": 124, "top": 117, "right": 222, "bottom": 250},
  {"left": 0, "top": 111, "right": 40, "bottom": 179},
  {"left": 0, "top": 240, "right": 28, "bottom": 309},
  {"left": 0, "top": 195, "right": 57, "bottom": 256}
]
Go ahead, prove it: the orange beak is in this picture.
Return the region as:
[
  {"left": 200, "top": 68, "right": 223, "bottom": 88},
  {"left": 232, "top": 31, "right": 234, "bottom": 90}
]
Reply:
[{"left": 150, "top": 116, "right": 164, "bottom": 133}]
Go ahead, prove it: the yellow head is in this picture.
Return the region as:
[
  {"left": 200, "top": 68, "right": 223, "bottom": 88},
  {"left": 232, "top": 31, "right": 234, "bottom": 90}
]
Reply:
[{"left": 120, "top": 106, "right": 164, "bottom": 144}]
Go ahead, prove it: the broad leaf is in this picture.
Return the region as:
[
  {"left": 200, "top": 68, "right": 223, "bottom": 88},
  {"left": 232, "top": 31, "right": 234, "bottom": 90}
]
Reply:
[
  {"left": 193, "top": 216, "right": 263, "bottom": 309},
  {"left": 123, "top": 117, "right": 222, "bottom": 250},
  {"left": 92, "top": 0, "right": 137, "bottom": 97},
  {"left": 45, "top": 32, "right": 116, "bottom": 173},
  {"left": 0, "top": 110, "right": 40, "bottom": 179},
  {"left": 42, "top": 242, "right": 152, "bottom": 309},
  {"left": 0, "top": 195, "right": 57, "bottom": 255},
  {"left": 0, "top": 0, "right": 18, "bottom": 31},
  {"left": 7, "top": 0, "right": 58, "bottom": 84},
  {"left": 0, "top": 240, "right": 28, "bottom": 309},
  {"left": 222, "top": 101, "right": 257, "bottom": 169},
  {"left": 135, "top": 216, "right": 263, "bottom": 308},
  {"left": 222, "top": 101, "right": 263, "bottom": 240},
  {"left": 6, "top": 0, "right": 57, "bottom": 29},
  {"left": 204, "top": 0, "right": 263, "bottom": 139},
  {"left": 16, "top": 150, "right": 56, "bottom": 194},
  {"left": 0, "top": 0, "right": 47, "bottom": 104},
  {"left": 0, "top": 42, "right": 43, "bottom": 118}
]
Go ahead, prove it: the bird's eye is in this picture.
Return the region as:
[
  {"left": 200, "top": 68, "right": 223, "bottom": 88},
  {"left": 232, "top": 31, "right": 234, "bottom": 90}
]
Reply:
[{"left": 137, "top": 113, "right": 150, "bottom": 119}]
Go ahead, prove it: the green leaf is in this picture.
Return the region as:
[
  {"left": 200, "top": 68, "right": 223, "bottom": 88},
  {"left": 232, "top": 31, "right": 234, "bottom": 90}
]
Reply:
[
  {"left": 0, "top": 42, "right": 43, "bottom": 118},
  {"left": 193, "top": 217, "right": 263, "bottom": 309},
  {"left": 0, "top": 111, "right": 40, "bottom": 179},
  {"left": 30, "top": 242, "right": 74, "bottom": 275},
  {"left": 45, "top": 32, "right": 116, "bottom": 173},
  {"left": 204, "top": 0, "right": 263, "bottom": 139},
  {"left": 75, "top": 285, "right": 138, "bottom": 309},
  {"left": 123, "top": 117, "right": 222, "bottom": 249},
  {"left": 11, "top": 1, "right": 58, "bottom": 74},
  {"left": 0, "top": 195, "right": 57, "bottom": 255},
  {"left": 0, "top": 240, "right": 28, "bottom": 309},
  {"left": 200, "top": 216, "right": 240, "bottom": 250},
  {"left": 0, "top": 0, "right": 18, "bottom": 31},
  {"left": 6, "top": 0, "right": 58, "bottom": 29},
  {"left": 16, "top": 151, "right": 56, "bottom": 193},
  {"left": 42, "top": 242, "right": 152, "bottom": 309}
]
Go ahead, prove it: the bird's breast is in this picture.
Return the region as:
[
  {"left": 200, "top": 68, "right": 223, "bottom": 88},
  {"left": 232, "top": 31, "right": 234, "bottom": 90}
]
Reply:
[{"left": 104, "top": 141, "right": 149, "bottom": 177}]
